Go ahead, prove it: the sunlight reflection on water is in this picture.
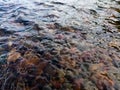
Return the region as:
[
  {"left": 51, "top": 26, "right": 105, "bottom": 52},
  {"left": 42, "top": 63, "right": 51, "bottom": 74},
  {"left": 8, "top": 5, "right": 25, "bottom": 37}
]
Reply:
[{"left": 0, "top": 0, "right": 119, "bottom": 33}]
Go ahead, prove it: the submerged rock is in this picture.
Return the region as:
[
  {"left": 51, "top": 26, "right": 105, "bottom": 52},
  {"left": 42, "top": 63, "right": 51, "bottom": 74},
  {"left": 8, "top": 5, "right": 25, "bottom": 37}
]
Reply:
[{"left": 0, "top": 42, "right": 120, "bottom": 90}]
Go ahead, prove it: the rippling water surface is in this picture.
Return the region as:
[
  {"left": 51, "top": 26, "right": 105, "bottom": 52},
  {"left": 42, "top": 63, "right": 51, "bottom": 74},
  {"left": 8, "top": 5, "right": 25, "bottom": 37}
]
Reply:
[
  {"left": 0, "top": 0, "right": 120, "bottom": 31},
  {"left": 0, "top": 0, "right": 119, "bottom": 53},
  {"left": 0, "top": 0, "right": 120, "bottom": 90}
]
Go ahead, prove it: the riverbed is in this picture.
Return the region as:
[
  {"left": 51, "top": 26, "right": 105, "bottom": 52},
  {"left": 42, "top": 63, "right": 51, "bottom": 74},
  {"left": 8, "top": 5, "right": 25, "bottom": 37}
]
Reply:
[{"left": 0, "top": 0, "right": 120, "bottom": 90}]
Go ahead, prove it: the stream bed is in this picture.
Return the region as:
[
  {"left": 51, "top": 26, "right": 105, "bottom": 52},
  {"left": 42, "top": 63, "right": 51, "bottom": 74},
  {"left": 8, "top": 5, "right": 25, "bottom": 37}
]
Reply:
[{"left": 0, "top": 0, "right": 120, "bottom": 90}]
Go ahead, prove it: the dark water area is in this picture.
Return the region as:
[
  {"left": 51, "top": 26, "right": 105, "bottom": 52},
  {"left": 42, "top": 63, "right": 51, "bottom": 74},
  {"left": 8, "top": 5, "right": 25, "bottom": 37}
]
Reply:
[{"left": 0, "top": 0, "right": 120, "bottom": 90}]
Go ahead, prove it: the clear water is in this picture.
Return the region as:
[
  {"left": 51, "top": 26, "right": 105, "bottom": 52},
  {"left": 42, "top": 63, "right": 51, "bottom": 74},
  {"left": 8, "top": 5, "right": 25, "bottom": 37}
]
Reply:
[
  {"left": 0, "top": 0, "right": 120, "bottom": 89},
  {"left": 0, "top": 0, "right": 119, "bottom": 50}
]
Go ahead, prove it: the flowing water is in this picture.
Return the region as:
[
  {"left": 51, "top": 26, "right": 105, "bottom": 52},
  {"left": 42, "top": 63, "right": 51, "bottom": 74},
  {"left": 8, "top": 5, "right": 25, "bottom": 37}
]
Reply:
[
  {"left": 0, "top": 0, "right": 120, "bottom": 90},
  {"left": 0, "top": 0, "right": 120, "bottom": 44}
]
